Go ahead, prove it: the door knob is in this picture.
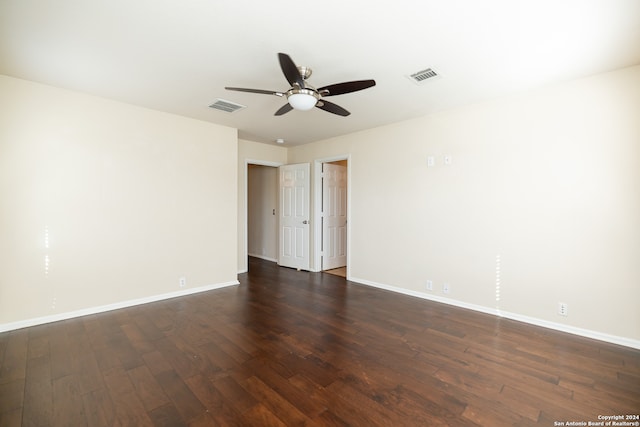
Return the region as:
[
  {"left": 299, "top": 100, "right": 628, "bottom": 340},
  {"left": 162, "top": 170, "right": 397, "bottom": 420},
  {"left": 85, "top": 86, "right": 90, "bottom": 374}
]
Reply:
[{"left": 303, "top": 220, "right": 309, "bottom": 224}]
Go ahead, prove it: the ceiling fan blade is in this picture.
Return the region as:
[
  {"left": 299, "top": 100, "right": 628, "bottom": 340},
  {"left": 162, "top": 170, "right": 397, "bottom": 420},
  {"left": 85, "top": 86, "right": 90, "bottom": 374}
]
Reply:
[
  {"left": 278, "top": 53, "right": 304, "bottom": 88},
  {"left": 274, "top": 103, "right": 293, "bottom": 116},
  {"left": 316, "top": 100, "right": 350, "bottom": 117},
  {"left": 225, "top": 87, "right": 284, "bottom": 96},
  {"left": 317, "top": 79, "right": 376, "bottom": 97}
]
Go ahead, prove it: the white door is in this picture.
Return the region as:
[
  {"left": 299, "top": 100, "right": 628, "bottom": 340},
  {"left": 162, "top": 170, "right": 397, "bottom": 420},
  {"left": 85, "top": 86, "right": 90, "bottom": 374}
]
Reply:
[
  {"left": 278, "top": 163, "right": 310, "bottom": 270},
  {"left": 322, "top": 163, "right": 347, "bottom": 270}
]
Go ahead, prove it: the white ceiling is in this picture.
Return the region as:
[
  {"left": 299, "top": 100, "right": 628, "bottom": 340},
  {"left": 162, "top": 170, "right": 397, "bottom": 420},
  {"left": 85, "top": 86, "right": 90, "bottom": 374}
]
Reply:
[{"left": 1, "top": 0, "right": 639, "bottom": 146}]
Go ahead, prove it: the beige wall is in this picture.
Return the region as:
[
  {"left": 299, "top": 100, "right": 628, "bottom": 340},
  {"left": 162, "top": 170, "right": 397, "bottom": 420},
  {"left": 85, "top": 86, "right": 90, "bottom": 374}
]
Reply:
[
  {"left": 288, "top": 65, "right": 640, "bottom": 343},
  {"left": 247, "top": 165, "right": 278, "bottom": 261},
  {"left": 0, "top": 75, "right": 238, "bottom": 327},
  {"left": 237, "top": 139, "right": 287, "bottom": 273}
]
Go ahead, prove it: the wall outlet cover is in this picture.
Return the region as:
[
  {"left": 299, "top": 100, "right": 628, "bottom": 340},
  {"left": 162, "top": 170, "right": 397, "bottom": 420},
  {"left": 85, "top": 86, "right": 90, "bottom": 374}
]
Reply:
[{"left": 558, "top": 302, "right": 568, "bottom": 316}]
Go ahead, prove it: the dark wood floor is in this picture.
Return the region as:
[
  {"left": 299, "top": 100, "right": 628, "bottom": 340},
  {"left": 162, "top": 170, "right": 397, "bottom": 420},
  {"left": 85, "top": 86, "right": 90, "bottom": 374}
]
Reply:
[{"left": 1, "top": 257, "right": 639, "bottom": 426}]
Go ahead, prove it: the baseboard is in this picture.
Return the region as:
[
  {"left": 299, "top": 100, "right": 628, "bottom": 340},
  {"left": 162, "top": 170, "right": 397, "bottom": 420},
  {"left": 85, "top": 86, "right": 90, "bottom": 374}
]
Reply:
[
  {"left": 247, "top": 253, "right": 277, "bottom": 263},
  {"left": 0, "top": 280, "right": 240, "bottom": 333},
  {"left": 349, "top": 276, "right": 640, "bottom": 350}
]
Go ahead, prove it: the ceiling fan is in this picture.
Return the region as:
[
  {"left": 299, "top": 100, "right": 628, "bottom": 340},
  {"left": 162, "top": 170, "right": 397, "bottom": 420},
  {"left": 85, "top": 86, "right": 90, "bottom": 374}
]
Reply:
[{"left": 225, "top": 53, "right": 376, "bottom": 117}]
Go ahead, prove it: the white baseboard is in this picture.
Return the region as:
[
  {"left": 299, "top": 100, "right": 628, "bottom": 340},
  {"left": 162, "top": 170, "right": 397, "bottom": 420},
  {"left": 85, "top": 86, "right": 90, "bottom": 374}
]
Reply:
[
  {"left": 0, "top": 280, "right": 239, "bottom": 333},
  {"left": 349, "top": 276, "right": 640, "bottom": 350},
  {"left": 247, "top": 253, "right": 277, "bottom": 263}
]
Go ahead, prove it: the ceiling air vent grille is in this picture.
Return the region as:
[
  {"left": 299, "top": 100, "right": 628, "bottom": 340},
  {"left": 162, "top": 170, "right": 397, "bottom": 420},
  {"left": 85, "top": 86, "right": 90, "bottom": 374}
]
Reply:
[
  {"left": 407, "top": 68, "right": 440, "bottom": 85},
  {"left": 209, "top": 98, "right": 246, "bottom": 113}
]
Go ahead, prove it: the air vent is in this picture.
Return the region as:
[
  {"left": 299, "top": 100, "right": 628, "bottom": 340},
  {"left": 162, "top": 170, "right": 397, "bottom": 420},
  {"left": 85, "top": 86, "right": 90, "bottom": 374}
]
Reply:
[
  {"left": 208, "top": 98, "right": 246, "bottom": 113},
  {"left": 407, "top": 68, "right": 440, "bottom": 85}
]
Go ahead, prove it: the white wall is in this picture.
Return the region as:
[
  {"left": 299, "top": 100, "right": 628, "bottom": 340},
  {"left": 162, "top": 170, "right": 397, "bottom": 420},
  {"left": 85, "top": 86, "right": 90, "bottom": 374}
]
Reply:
[
  {"left": 237, "top": 139, "right": 287, "bottom": 273},
  {"left": 247, "top": 165, "right": 278, "bottom": 261},
  {"left": 0, "top": 75, "right": 238, "bottom": 328},
  {"left": 288, "top": 65, "right": 640, "bottom": 344}
]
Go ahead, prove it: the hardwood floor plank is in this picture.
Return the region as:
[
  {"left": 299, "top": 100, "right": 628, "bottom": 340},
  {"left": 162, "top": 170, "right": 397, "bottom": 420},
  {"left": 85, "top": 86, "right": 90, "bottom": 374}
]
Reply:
[
  {"left": 212, "top": 374, "right": 259, "bottom": 415},
  {"left": 167, "top": 334, "right": 223, "bottom": 380},
  {"left": 248, "top": 362, "right": 328, "bottom": 419},
  {"left": 154, "top": 337, "right": 202, "bottom": 380},
  {"left": 240, "top": 403, "right": 288, "bottom": 427},
  {"left": 207, "top": 330, "right": 253, "bottom": 365},
  {"left": 184, "top": 374, "right": 225, "bottom": 410},
  {"left": 107, "top": 390, "right": 154, "bottom": 427},
  {"left": 127, "top": 364, "right": 171, "bottom": 412},
  {"left": 102, "top": 366, "right": 154, "bottom": 426},
  {"left": 241, "top": 375, "right": 313, "bottom": 426},
  {"left": 154, "top": 369, "right": 206, "bottom": 422},
  {"left": 187, "top": 411, "right": 223, "bottom": 427},
  {"left": 324, "top": 380, "right": 402, "bottom": 427},
  {"left": 26, "top": 325, "right": 51, "bottom": 360},
  {"left": 336, "top": 361, "right": 469, "bottom": 422},
  {"left": 433, "top": 365, "right": 504, "bottom": 396},
  {"left": 570, "top": 380, "right": 640, "bottom": 414},
  {"left": 148, "top": 402, "right": 189, "bottom": 427},
  {"left": 0, "top": 379, "right": 24, "bottom": 421},
  {"left": 52, "top": 374, "right": 87, "bottom": 427},
  {"left": 499, "top": 384, "right": 586, "bottom": 422},
  {"left": 462, "top": 401, "right": 526, "bottom": 426},
  {"left": 142, "top": 350, "right": 174, "bottom": 376},
  {"left": 107, "top": 332, "right": 145, "bottom": 371},
  {"left": 48, "top": 324, "right": 75, "bottom": 381},
  {"left": 199, "top": 341, "right": 241, "bottom": 374},
  {"left": 82, "top": 388, "right": 116, "bottom": 427},
  {"left": 313, "top": 410, "right": 351, "bottom": 427},
  {"left": 277, "top": 352, "right": 340, "bottom": 388},
  {"left": 0, "top": 330, "right": 28, "bottom": 385},
  {"left": 213, "top": 323, "right": 259, "bottom": 357},
  {"left": 0, "top": 408, "right": 22, "bottom": 427},
  {"left": 209, "top": 403, "right": 245, "bottom": 427},
  {"left": 22, "top": 355, "right": 52, "bottom": 427},
  {"left": 120, "top": 321, "right": 157, "bottom": 355},
  {"left": 132, "top": 311, "right": 166, "bottom": 342}
]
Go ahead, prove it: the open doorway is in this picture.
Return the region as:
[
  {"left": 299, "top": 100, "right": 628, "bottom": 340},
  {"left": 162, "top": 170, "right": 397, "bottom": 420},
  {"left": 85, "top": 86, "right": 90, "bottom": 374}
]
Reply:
[
  {"left": 315, "top": 156, "right": 350, "bottom": 278},
  {"left": 246, "top": 163, "right": 279, "bottom": 269}
]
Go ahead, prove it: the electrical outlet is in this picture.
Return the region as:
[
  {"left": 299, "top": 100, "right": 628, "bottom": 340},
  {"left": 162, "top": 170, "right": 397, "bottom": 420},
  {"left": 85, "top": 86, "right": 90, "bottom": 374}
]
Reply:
[
  {"left": 558, "top": 302, "right": 568, "bottom": 316},
  {"left": 443, "top": 283, "right": 450, "bottom": 294},
  {"left": 427, "top": 156, "right": 435, "bottom": 167},
  {"left": 179, "top": 277, "right": 187, "bottom": 288},
  {"left": 426, "top": 280, "right": 433, "bottom": 291}
]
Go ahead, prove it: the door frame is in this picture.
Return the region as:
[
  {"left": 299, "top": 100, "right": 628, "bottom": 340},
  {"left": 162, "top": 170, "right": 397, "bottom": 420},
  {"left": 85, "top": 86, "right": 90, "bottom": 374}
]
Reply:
[
  {"left": 313, "top": 155, "right": 351, "bottom": 278},
  {"left": 243, "top": 159, "right": 283, "bottom": 273}
]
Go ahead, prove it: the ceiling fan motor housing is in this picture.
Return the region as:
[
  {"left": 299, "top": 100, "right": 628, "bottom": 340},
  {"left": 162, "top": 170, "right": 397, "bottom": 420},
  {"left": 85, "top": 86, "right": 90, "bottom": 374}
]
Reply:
[{"left": 297, "top": 66, "right": 312, "bottom": 80}]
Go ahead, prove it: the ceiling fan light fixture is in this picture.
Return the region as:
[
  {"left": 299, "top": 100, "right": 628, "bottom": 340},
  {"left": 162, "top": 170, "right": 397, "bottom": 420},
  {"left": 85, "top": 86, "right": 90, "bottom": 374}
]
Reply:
[{"left": 287, "top": 88, "right": 319, "bottom": 111}]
